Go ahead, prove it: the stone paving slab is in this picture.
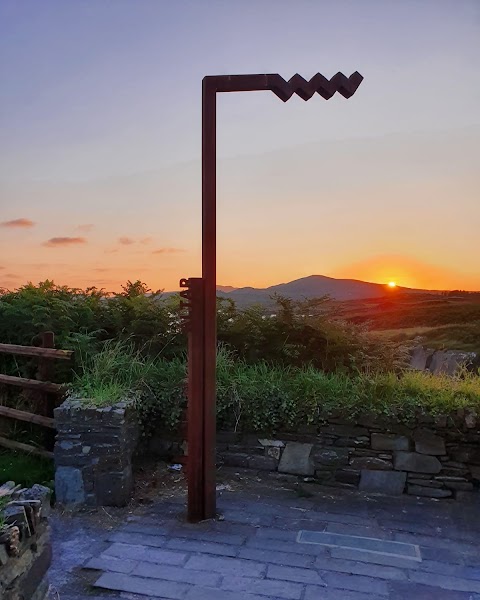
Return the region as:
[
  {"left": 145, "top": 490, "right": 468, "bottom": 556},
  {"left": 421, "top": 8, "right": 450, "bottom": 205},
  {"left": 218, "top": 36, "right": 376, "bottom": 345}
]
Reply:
[
  {"left": 133, "top": 561, "right": 222, "bottom": 586},
  {"left": 87, "top": 490, "right": 480, "bottom": 599},
  {"left": 50, "top": 468, "right": 480, "bottom": 599},
  {"left": 238, "top": 547, "right": 314, "bottom": 568},
  {"left": 104, "top": 542, "right": 187, "bottom": 565},
  {"left": 95, "top": 571, "right": 191, "bottom": 598},
  {"left": 221, "top": 575, "right": 305, "bottom": 599},
  {"left": 85, "top": 555, "right": 138, "bottom": 574},
  {"left": 388, "top": 581, "right": 477, "bottom": 599},
  {"left": 297, "top": 530, "right": 421, "bottom": 558}
]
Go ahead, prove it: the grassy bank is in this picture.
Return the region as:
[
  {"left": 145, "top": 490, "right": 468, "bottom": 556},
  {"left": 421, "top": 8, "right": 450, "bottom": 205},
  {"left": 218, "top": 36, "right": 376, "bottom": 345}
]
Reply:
[
  {"left": 70, "top": 343, "right": 480, "bottom": 433},
  {"left": 214, "top": 358, "right": 480, "bottom": 431}
]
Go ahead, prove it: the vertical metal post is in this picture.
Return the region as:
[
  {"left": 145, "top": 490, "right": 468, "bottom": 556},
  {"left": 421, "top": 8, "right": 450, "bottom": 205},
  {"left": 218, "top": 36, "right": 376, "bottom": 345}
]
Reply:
[
  {"left": 181, "top": 278, "right": 205, "bottom": 522},
  {"left": 202, "top": 78, "right": 217, "bottom": 519}
]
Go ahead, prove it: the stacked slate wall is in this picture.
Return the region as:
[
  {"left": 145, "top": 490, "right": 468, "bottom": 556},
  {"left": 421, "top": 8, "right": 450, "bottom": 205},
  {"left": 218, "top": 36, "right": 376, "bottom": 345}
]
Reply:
[
  {"left": 0, "top": 484, "right": 51, "bottom": 600},
  {"left": 54, "top": 398, "right": 139, "bottom": 507},
  {"left": 150, "top": 410, "right": 480, "bottom": 499}
]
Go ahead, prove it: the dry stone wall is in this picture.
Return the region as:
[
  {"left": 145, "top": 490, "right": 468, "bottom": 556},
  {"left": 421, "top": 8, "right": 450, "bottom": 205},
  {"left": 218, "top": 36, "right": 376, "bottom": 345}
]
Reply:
[
  {"left": 0, "top": 483, "right": 51, "bottom": 600},
  {"left": 151, "top": 411, "right": 480, "bottom": 500}
]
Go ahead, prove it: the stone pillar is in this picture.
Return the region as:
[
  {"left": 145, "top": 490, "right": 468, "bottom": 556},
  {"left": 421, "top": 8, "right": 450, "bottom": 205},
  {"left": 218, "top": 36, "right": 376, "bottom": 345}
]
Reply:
[{"left": 54, "top": 398, "right": 139, "bottom": 507}]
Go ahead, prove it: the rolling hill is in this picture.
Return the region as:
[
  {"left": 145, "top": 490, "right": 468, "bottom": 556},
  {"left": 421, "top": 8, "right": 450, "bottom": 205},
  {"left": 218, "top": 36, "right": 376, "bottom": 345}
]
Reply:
[{"left": 215, "top": 275, "right": 414, "bottom": 305}]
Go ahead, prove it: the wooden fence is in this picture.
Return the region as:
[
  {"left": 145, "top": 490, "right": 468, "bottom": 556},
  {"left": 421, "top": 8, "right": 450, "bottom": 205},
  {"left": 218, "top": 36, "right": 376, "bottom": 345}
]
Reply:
[{"left": 0, "top": 332, "right": 73, "bottom": 458}]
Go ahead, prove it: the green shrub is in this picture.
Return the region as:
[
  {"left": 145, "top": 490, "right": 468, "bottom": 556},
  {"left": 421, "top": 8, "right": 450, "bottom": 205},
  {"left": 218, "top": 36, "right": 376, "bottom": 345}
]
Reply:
[
  {"left": 217, "top": 296, "right": 411, "bottom": 374},
  {"left": 0, "top": 281, "right": 410, "bottom": 379},
  {"left": 138, "top": 350, "right": 480, "bottom": 433},
  {"left": 0, "top": 280, "right": 186, "bottom": 378},
  {"left": 136, "top": 357, "right": 187, "bottom": 434}
]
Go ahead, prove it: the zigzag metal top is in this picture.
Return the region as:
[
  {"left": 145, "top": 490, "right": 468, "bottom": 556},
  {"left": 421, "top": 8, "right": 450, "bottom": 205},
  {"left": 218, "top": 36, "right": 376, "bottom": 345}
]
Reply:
[{"left": 204, "top": 72, "right": 363, "bottom": 101}]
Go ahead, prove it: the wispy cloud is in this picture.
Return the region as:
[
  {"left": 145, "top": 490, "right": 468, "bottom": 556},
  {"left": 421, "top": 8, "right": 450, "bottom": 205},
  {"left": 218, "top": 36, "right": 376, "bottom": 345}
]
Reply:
[
  {"left": 94, "top": 267, "right": 109, "bottom": 272},
  {"left": 43, "top": 237, "right": 87, "bottom": 247},
  {"left": 118, "top": 236, "right": 153, "bottom": 246},
  {"left": 77, "top": 224, "right": 94, "bottom": 232},
  {"left": 24, "top": 263, "right": 70, "bottom": 270},
  {"left": 118, "top": 236, "right": 135, "bottom": 245},
  {"left": 1, "top": 218, "right": 35, "bottom": 228},
  {"left": 152, "top": 247, "right": 184, "bottom": 254},
  {"left": 90, "top": 278, "right": 117, "bottom": 285}
]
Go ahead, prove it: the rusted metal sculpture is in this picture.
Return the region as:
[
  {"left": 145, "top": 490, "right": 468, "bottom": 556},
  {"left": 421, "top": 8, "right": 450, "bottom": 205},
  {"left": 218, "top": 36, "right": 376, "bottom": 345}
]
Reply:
[{"left": 181, "top": 72, "right": 363, "bottom": 522}]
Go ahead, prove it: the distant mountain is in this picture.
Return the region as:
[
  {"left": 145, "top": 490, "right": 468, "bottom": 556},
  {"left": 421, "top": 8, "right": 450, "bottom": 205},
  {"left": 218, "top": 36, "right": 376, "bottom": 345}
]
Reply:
[
  {"left": 214, "top": 275, "right": 417, "bottom": 306},
  {"left": 216, "top": 285, "right": 237, "bottom": 293}
]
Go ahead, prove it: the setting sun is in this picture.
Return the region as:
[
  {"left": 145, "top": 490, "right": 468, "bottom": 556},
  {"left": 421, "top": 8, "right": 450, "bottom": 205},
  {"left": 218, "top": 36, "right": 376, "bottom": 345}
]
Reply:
[{"left": 388, "top": 281, "right": 397, "bottom": 288}]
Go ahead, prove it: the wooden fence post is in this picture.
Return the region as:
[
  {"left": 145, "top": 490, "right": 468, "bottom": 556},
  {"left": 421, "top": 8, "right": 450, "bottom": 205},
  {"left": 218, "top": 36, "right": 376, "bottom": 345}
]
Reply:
[{"left": 38, "top": 331, "right": 55, "bottom": 449}]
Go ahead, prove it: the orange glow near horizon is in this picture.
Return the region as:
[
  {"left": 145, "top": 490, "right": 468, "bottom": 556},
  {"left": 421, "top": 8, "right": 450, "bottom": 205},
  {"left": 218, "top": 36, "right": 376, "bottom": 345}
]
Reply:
[
  {"left": 1, "top": 251, "right": 479, "bottom": 293},
  {"left": 330, "top": 255, "right": 480, "bottom": 292}
]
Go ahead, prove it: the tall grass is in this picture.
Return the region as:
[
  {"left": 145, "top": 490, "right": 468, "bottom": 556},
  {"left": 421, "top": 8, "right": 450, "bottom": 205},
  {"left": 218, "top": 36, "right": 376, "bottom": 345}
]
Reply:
[{"left": 70, "top": 339, "right": 156, "bottom": 406}]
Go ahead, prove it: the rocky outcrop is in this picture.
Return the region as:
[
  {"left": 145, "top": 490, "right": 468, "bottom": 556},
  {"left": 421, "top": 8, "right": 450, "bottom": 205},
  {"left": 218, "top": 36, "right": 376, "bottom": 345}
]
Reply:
[{"left": 410, "top": 346, "right": 478, "bottom": 375}]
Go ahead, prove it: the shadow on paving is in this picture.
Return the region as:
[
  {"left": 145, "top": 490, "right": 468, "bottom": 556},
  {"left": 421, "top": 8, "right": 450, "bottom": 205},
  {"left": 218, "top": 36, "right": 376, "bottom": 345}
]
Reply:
[{"left": 49, "top": 466, "right": 480, "bottom": 600}]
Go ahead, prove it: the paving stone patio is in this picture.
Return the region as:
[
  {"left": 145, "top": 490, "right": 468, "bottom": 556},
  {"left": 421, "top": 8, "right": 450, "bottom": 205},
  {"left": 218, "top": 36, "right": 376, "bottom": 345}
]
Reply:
[{"left": 50, "top": 467, "right": 480, "bottom": 599}]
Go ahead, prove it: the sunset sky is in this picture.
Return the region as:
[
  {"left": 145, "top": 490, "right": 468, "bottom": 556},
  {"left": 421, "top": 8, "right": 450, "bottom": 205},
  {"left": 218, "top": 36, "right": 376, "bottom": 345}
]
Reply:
[{"left": 1, "top": 0, "right": 479, "bottom": 292}]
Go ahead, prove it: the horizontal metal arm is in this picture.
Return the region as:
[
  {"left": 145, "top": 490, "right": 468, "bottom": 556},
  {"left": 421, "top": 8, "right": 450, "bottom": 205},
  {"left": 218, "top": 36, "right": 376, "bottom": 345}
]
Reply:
[{"left": 203, "top": 72, "right": 363, "bottom": 101}]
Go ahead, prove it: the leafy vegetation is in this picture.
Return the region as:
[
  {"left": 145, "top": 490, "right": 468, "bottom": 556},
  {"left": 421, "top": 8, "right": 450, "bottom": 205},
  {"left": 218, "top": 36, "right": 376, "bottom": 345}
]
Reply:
[
  {"left": 216, "top": 295, "right": 411, "bottom": 373},
  {"left": 159, "top": 352, "right": 474, "bottom": 431},
  {"left": 0, "top": 280, "right": 411, "bottom": 377},
  {"left": 0, "top": 280, "right": 181, "bottom": 368},
  {"left": 209, "top": 351, "right": 480, "bottom": 430}
]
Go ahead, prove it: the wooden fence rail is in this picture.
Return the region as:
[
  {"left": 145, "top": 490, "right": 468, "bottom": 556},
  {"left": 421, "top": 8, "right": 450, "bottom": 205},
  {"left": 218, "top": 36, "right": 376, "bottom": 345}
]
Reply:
[
  {"left": 0, "top": 332, "right": 73, "bottom": 458},
  {"left": 0, "top": 374, "right": 65, "bottom": 394},
  {"left": 0, "top": 343, "right": 73, "bottom": 360}
]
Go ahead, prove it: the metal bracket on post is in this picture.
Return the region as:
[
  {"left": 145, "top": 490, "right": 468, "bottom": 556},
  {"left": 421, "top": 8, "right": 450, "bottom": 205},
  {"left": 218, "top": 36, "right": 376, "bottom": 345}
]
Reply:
[{"left": 180, "top": 277, "right": 206, "bottom": 522}]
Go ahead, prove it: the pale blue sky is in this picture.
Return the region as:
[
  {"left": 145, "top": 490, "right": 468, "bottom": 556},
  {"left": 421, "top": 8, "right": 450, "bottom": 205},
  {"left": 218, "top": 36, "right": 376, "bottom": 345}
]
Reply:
[{"left": 1, "top": 0, "right": 479, "bottom": 290}]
